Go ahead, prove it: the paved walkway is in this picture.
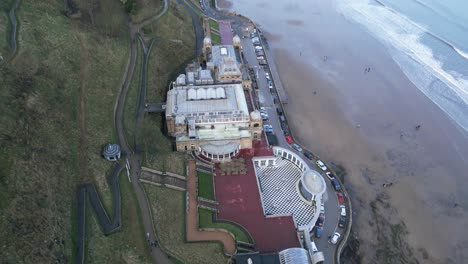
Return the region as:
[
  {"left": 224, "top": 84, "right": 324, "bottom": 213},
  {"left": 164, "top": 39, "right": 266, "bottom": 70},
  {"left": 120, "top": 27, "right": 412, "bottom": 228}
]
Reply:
[{"left": 186, "top": 160, "right": 237, "bottom": 255}]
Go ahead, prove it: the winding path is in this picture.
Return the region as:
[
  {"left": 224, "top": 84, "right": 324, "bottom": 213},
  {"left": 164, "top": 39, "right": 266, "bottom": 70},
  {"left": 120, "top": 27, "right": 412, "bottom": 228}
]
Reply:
[
  {"left": 74, "top": 0, "right": 172, "bottom": 263},
  {"left": 4, "top": 0, "right": 20, "bottom": 61}
]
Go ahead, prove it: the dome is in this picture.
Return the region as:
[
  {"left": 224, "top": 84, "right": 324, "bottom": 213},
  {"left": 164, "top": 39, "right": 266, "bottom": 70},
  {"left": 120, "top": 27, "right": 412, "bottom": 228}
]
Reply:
[
  {"left": 187, "top": 88, "right": 197, "bottom": 100},
  {"left": 250, "top": 110, "right": 261, "bottom": 121},
  {"left": 206, "top": 88, "right": 216, "bottom": 99},
  {"left": 301, "top": 170, "right": 326, "bottom": 195},
  {"left": 196, "top": 88, "right": 206, "bottom": 100},
  {"left": 216, "top": 87, "right": 225, "bottom": 98}
]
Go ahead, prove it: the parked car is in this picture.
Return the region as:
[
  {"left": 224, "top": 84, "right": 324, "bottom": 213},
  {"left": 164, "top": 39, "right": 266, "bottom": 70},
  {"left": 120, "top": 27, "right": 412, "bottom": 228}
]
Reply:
[
  {"left": 257, "top": 56, "right": 265, "bottom": 60},
  {"left": 331, "top": 232, "right": 341, "bottom": 244},
  {"left": 340, "top": 205, "right": 346, "bottom": 217},
  {"left": 315, "top": 227, "right": 323, "bottom": 238},
  {"left": 337, "top": 192, "right": 345, "bottom": 204},
  {"left": 285, "top": 136, "right": 293, "bottom": 144},
  {"left": 303, "top": 151, "right": 313, "bottom": 160},
  {"left": 316, "top": 160, "right": 327, "bottom": 171},
  {"left": 318, "top": 213, "right": 325, "bottom": 227},
  {"left": 283, "top": 130, "right": 290, "bottom": 136},
  {"left": 255, "top": 45, "right": 263, "bottom": 50},
  {"left": 268, "top": 83, "right": 273, "bottom": 89},
  {"left": 281, "top": 122, "right": 287, "bottom": 130},
  {"left": 320, "top": 204, "right": 325, "bottom": 213},
  {"left": 338, "top": 215, "right": 346, "bottom": 228},
  {"left": 292, "top": 143, "right": 303, "bottom": 152},
  {"left": 277, "top": 107, "right": 283, "bottom": 115},
  {"left": 332, "top": 179, "right": 341, "bottom": 191},
  {"left": 279, "top": 115, "right": 286, "bottom": 122},
  {"left": 325, "top": 172, "right": 335, "bottom": 181},
  {"left": 273, "top": 97, "right": 278, "bottom": 104},
  {"left": 311, "top": 241, "right": 318, "bottom": 253}
]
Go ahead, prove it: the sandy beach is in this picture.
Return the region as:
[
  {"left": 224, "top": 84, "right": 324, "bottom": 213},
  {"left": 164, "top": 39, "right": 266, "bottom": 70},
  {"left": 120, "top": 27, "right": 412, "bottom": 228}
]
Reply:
[{"left": 228, "top": 0, "right": 468, "bottom": 263}]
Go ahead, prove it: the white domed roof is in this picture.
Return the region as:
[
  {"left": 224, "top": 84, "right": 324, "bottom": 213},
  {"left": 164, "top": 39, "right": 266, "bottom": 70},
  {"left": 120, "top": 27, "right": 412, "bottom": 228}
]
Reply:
[
  {"left": 216, "top": 87, "right": 226, "bottom": 98},
  {"left": 196, "top": 88, "right": 207, "bottom": 100},
  {"left": 301, "top": 170, "right": 326, "bottom": 195},
  {"left": 187, "top": 88, "right": 197, "bottom": 100},
  {"left": 206, "top": 88, "right": 216, "bottom": 99}
]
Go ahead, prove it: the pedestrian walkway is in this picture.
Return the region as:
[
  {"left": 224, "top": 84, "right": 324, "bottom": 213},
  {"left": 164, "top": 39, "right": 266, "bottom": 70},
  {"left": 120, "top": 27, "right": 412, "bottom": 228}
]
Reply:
[
  {"left": 186, "top": 160, "right": 237, "bottom": 255},
  {"left": 140, "top": 167, "right": 186, "bottom": 191}
]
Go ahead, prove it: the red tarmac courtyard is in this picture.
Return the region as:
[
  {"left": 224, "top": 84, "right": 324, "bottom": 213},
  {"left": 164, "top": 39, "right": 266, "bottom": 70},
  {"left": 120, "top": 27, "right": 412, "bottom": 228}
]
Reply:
[{"left": 213, "top": 139, "right": 300, "bottom": 252}]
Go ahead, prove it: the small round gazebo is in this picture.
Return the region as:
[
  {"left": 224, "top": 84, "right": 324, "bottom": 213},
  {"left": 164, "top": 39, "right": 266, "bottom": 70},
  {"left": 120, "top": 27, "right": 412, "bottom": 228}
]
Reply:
[{"left": 102, "top": 143, "right": 121, "bottom": 161}]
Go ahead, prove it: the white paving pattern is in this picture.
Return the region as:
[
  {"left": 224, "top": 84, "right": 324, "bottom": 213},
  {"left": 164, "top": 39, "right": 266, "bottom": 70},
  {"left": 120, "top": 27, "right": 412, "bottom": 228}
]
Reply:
[{"left": 255, "top": 158, "right": 316, "bottom": 227}]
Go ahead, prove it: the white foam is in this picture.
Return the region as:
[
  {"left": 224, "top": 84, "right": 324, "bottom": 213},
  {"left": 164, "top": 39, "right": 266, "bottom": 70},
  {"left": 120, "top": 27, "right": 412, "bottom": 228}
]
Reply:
[{"left": 337, "top": 0, "right": 468, "bottom": 131}]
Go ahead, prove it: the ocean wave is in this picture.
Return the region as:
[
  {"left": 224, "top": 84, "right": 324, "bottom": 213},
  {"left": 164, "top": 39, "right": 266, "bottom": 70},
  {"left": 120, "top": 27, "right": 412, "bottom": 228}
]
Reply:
[
  {"left": 337, "top": 0, "right": 468, "bottom": 131},
  {"left": 376, "top": 0, "right": 468, "bottom": 61}
]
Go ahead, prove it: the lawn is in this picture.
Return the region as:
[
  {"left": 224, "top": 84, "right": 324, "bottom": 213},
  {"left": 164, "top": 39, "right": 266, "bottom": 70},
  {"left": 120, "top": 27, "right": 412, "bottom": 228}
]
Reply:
[
  {"left": 130, "top": 0, "right": 163, "bottom": 24},
  {"left": 208, "top": 19, "right": 219, "bottom": 32},
  {"left": 198, "top": 208, "right": 253, "bottom": 244},
  {"left": 140, "top": 0, "right": 194, "bottom": 176},
  {"left": 144, "top": 186, "right": 228, "bottom": 264},
  {"left": 211, "top": 32, "right": 221, "bottom": 44},
  {"left": 198, "top": 171, "right": 214, "bottom": 200}
]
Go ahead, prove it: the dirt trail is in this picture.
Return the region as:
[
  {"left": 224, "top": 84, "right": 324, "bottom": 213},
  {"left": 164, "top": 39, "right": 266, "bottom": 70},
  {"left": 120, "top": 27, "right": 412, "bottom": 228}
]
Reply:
[
  {"left": 76, "top": 32, "right": 90, "bottom": 182},
  {"left": 186, "top": 160, "right": 237, "bottom": 255}
]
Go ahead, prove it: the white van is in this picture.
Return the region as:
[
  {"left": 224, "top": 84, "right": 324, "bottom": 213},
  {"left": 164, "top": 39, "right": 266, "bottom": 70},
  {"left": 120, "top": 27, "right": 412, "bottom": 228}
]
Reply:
[
  {"left": 311, "top": 241, "right": 318, "bottom": 253},
  {"left": 340, "top": 205, "right": 346, "bottom": 217}
]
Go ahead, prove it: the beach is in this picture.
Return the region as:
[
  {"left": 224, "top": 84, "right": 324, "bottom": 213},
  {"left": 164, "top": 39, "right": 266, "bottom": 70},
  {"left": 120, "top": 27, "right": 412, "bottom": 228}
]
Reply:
[{"left": 228, "top": 0, "right": 468, "bottom": 263}]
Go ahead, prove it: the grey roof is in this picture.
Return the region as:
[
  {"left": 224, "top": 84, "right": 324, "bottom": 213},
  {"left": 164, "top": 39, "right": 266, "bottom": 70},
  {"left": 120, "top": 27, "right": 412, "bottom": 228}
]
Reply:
[
  {"left": 166, "top": 83, "right": 248, "bottom": 116},
  {"left": 211, "top": 45, "right": 238, "bottom": 67}
]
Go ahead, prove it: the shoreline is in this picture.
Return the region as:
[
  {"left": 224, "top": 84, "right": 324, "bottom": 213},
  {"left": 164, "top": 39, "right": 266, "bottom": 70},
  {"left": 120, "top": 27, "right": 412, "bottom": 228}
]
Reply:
[{"left": 224, "top": 0, "right": 468, "bottom": 263}]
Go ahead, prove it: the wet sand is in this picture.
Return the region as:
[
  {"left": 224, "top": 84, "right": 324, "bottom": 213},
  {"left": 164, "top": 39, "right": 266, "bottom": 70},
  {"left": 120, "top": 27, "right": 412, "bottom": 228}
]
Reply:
[{"left": 228, "top": 0, "right": 468, "bottom": 263}]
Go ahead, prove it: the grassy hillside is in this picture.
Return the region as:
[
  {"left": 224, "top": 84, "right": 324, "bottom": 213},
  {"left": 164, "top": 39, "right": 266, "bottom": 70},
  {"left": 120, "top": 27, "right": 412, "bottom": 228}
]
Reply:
[{"left": 0, "top": 0, "right": 134, "bottom": 262}]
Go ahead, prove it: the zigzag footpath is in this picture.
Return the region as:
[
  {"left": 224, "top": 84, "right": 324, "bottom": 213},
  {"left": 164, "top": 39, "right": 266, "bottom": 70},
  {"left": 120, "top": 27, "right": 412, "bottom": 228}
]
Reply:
[
  {"left": 3, "top": 0, "right": 20, "bottom": 62},
  {"left": 74, "top": 0, "right": 172, "bottom": 263}
]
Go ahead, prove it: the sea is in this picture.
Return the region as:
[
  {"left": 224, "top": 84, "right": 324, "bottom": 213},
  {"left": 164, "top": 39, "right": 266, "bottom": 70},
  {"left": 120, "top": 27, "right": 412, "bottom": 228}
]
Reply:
[{"left": 337, "top": 0, "right": 468, "bottom": 133}]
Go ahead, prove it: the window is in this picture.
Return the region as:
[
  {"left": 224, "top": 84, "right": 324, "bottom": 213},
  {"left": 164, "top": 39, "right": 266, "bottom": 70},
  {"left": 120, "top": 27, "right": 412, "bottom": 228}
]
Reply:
[
  {"left": 287, "top": 154, "right": 292, "bottom": 160},
  {"left": 191, "top": 144, "right": 195, "bottom": 150},
  {"left": 261, "top": 160, "right": 266, "bottom": 166},
  {"left": 185, "top": 146, "right": 188, "bottom": 151}
]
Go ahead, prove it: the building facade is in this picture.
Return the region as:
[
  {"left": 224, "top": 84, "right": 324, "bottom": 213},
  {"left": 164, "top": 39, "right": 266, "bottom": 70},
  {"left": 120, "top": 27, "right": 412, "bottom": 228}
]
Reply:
[{"left": 165, "top": 41, "right": 260, "bottom": 160}]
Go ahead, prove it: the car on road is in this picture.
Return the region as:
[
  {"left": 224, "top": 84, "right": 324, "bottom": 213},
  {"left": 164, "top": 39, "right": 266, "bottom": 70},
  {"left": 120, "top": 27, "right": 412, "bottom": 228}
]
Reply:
[
  {"left": 315, "top": 213, "right": 325, "bottom": 227},
  {"left": 331, "top": 232, "right": 341, "bottom": 244},
  {"left": 316, "top": 160, "right": 327, "bottom": 171},
  {"left": 285, "top": 135, "right": 293, "bottom": 144},
  {"left": 311, "top": 241, "right": 318, "bottom": 253},
  {"left": 315, "top": 227, "right": 323, "bottom": 238},
  {"left": 337, "top": 192, "right": 345, "bottom": 204},
  {"left": 292, "top": 143, "right": 303, "bottom": 152},
  {"left": 281, "top": 122, "right": 287, "bottom": 130},
  {"left": 303, "top": 151, "right": 313, "bottom": 160},
  {"left": 277, "top": 107, "right": 283, "bottom": 115},
  {"left": 331, "top": 179, "right": 341, "bottom": 191},
  {"left": 340, "top": 205, "right": 346, "bottom": 217},
  {"left": 338, "top": 215, "right": 346, "bottom": 228},
  {"left": 325, "top": 171, "right": 335, "bottom": 181}
]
